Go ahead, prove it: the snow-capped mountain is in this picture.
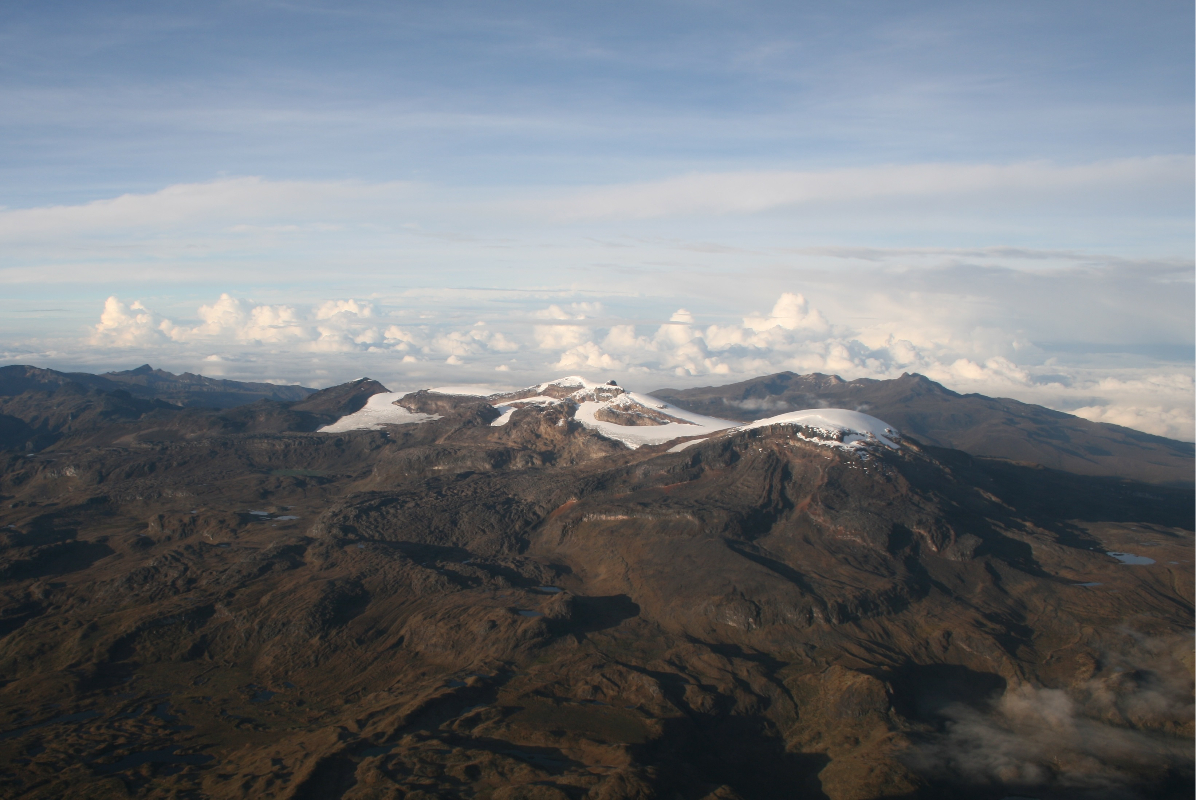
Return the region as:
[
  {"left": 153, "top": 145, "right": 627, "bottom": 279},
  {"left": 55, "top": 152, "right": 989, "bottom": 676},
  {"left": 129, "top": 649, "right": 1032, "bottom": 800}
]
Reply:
[{"left": 319, "top": 375, "right": 902, "bottom": 452}]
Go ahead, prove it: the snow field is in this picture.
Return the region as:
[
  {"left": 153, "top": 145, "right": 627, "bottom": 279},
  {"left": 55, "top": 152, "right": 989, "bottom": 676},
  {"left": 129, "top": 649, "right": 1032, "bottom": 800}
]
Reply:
[
  {"left": 317, "top": 392, "right": 441, "bottom": 432},
  {"left": 319, "top": 377, "right": 901, "bottom": 452}
]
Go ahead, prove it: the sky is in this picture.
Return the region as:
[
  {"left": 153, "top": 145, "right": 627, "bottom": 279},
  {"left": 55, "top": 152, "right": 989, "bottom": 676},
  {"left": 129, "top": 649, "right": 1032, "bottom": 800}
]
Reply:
[{"left": 0, "top": 0, "right": 1195, "bottom": 440}]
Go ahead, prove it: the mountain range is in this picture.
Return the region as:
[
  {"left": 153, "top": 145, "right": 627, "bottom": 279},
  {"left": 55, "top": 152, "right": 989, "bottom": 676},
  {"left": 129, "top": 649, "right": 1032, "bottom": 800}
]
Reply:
[
  {"left": 0, "top": 366, "right": 1191, "bottom": 800},
  {"left": 0, "top": 364, "right": 314, "bottom": 410}
]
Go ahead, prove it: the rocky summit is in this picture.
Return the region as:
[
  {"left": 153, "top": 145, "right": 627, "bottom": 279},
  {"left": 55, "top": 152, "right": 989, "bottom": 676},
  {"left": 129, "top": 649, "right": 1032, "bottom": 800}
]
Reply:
[{"left": 0, "top": 369, "right": 1192, "bottom": 800}]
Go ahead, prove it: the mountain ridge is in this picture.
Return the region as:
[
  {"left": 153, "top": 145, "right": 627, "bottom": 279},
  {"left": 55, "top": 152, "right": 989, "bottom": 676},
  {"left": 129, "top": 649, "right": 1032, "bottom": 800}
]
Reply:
[
  {"left": 651, "top": 371, "right": 1194, "bottom": 484},
  {"left": 0, "top": 364, "right": 1192, "bottom": 486}
]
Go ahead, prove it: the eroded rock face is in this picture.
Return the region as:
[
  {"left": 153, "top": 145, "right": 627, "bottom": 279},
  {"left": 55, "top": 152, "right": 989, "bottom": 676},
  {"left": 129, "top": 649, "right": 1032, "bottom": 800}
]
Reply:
[
  {"left": 592, "top": 405, "right": 695, "bottom": 427},
  {"left": 0, "top": 378, "right": 1192, "bottom": 799},
  {"left": 397, "top": 390, "right": 502, "bottom": 424}
]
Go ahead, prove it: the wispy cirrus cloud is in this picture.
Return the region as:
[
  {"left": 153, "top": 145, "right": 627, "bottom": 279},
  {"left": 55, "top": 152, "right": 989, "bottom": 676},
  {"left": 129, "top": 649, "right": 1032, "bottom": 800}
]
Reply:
[
  {"left": 529, "top": 156, "right": 1193, "bottom": 220},
  {"left": 0, "top": 156, "right": 1190, "bottom": 247},
  {"left": 0, "top": 177, "right": 423, "bottom": 241},
  {"left": 1, "top": 159, "right": 1191, "bottom": 288}
]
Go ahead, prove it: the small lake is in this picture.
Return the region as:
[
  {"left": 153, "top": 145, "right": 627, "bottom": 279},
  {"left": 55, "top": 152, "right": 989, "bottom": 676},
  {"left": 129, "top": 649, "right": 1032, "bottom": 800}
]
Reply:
[{"left": 1108, "top": 552, "right": 1155, "bottom": 566}]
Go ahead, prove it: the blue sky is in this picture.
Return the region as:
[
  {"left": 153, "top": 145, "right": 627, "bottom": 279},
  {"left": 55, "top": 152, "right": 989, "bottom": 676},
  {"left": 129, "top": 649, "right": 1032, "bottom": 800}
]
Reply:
[
  {"left": 0, "top": 1, "right": 1195, "bottom": 438},
  {"left": 3, "top": 1, "right": 1193, "bottom": 198}
]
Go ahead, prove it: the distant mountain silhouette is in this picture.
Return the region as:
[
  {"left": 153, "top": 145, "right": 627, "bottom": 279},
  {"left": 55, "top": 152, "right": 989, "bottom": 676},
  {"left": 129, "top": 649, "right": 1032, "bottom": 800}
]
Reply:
[
  {"left": 0, "top": 367, "right": 381, "bottom": 452},
  {"left": 0, "top": 364, "right": 315, "bottom": 409}
]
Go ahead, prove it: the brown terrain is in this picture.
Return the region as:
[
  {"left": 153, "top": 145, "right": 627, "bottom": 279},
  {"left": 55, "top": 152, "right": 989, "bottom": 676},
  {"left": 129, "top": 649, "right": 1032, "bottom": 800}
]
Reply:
[{"left": 0, "top": 366, "right": 1192, "bottom": 800}]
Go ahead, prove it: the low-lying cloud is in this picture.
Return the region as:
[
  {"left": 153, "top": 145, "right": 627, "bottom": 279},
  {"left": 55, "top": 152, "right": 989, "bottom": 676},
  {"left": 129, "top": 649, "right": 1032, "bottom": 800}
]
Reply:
[
  {"left": 907, "top": 632, "right": 1194, "bottom": 798},
  {"left": 74, "top": 288, "right": 1195, "bottom": 441}
]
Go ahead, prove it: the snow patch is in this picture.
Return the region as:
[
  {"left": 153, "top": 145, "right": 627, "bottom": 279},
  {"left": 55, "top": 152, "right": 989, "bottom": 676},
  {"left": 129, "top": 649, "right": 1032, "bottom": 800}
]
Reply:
[
  {"left": 740, "top": 409, "right": 900, "bottom": 450},
  {"left": 318, "top": 392, "right": 441, "bottom": 432},
  {"left": 490, "top": 406, "right": 517, "bottom": 426}
]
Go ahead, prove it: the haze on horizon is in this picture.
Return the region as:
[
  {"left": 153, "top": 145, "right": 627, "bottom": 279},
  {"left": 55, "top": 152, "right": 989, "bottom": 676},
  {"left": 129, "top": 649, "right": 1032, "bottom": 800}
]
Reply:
[{"left": 0, "top": 0, "right": 1194, "bottom": 440}]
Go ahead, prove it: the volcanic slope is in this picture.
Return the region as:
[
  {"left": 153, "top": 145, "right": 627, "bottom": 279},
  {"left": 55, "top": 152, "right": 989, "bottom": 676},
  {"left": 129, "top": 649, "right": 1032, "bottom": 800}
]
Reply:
[
  {"left": 0, "top": 376, "right": 1192, "bottom": 800},
  {"left": 651, "top": 371, "right": 1195, "bottom": 484}
]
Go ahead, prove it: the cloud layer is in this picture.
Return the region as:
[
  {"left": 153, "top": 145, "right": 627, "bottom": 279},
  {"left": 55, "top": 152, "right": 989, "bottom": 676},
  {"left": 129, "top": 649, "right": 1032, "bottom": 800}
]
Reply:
[
  {"left": 0, "top": 161, "right": 1192, "bottom": 287},
  {"left": 535, "top": 157, "right": 1194, "bottom": 221},
  {"left": 68, "top": 286, "right": 1195, "bottom": 441},
  {"left": 1, "top": 170, "right": 1190, "bottom": 443}
]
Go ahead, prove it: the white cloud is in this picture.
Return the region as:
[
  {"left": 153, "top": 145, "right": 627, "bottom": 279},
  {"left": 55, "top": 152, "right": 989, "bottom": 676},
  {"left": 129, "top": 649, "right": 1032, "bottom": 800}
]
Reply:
[
  {"left": 926, "top": 356, "right": 1032, "bottom": 386},
  {"left": 56, "top": 287, "right": 1200, "bottom": 442},
  {"left": 1072, "top": 405, "right": 1194, "bottom": 441},
  {"left": 534, "top": 324, "right": 591, "bottom": 350},
  {"left": 602, "top": 325, "right": 646, "bottom": 351},
  {"left": 0, "top": 177, "right": 418, "bottom": 242},
  {"left": 316, "top": 299, "right": 375, "bottom": 320},
  {"left": 188, "top": 294, "right": 310, "bottom": 343},
  {"left": 383, "top": 325, "right": 423, "bottom": 351},
  {"left": 430, "top": 328, "right": 519, "bottom": 358},
  {"left": 556, "top": 342, "right": 626, "bottom": 372},
  {"left": 94, "top": 294, "right": 381, "bottom": 350},
  {"left": 90, "top": 297, "right": 173, "bottom": 346},
  {"left": 531, "top": 302, "right": 603, "bottom": 320},
  {"left": 742, "top": 292, "right": 830, "bottom": 335}
]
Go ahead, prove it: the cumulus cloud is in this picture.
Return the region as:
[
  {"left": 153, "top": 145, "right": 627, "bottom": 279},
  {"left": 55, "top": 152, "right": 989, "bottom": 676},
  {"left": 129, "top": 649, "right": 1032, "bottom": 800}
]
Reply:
[
  {"left": 431, "top": 328, "right": 520, "bottom": 358},
  {"left": 742, "top": 292, "right": 830, "bottom": 334},
  {"left": 189, "top": 294, "right": 309, "bottom": 343},
  {"left": 534, "top": 324, "right": 591, "bottom": 350},
  {"left": 91, "top": 293, "right": 528, "bottom": 365},
  {"left": 94, "top": 294, "right": 379, "bottom": 351},
  {"left": 316, "top": 299, "right": 375, "bottom": 320},
  {"left": 556, "top": 342, "right": 626, "bottom": 372},
  {"left": 532, "top": 302, "right": 602, "bottom": 320},
  {"left": 91, "top": 297, "right": 174, "bottom": 346}
]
